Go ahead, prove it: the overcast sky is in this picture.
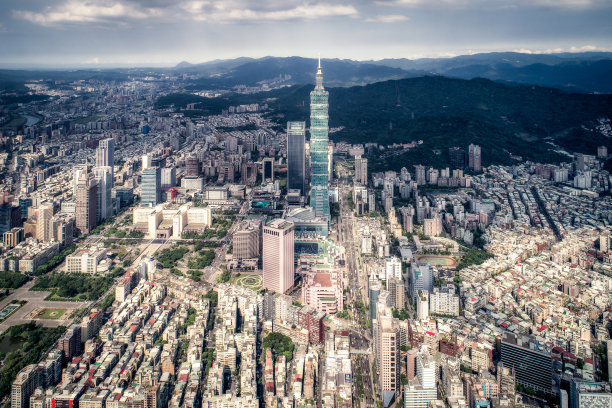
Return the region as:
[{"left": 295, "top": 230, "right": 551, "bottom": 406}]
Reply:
[{"left": 1, "top": 0, "right": 611, "bottom": 68}]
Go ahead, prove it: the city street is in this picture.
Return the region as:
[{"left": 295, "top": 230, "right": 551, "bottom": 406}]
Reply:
[{"left": 336, "top": 165, "right": 376, "bottom": 407}]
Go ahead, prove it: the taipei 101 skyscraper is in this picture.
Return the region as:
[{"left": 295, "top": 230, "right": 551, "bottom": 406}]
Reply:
[{"left": 309, "top": 58, "right": 330, "bottom": 220}]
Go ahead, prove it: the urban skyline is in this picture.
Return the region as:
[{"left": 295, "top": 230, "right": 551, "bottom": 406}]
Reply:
[{"left": 1, "top": 7, "right": 612, "bottom": 408}]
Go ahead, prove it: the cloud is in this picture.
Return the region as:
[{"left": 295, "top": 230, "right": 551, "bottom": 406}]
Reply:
[
  {"left": 375, "top": 0, "right": 611, "bottom": 9},
  {"left": 524, "top": 0, "right": 611, "bottom": 8},
  {"left": 365, "top": 14, "right": 408, "bottom": 23},
  {"left": 512, "top": 45, "right": 603, "bottom": 54},
  {"left": 13, "top": 1, "right": 161, "bottom": 26},
  {"left": 184, "top": 2, "right": 359, "bottom": 22},
  {"left": 13, "top": 0, "right": 359, "bottom": 26},
  {"left": 83, "top": 57, "right": 101, "bottom": 64}
]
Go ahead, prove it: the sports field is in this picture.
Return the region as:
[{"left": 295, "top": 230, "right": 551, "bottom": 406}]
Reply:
[{"left": 416, "top": 255, "right": 457, "bottom": 268}]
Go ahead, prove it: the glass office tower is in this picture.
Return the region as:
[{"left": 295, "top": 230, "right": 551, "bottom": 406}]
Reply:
[
  {"left": 309, "top": 59, "right": 330, "bottom": 219},
  {"left": 287, "top": 121, "right": 306, "bottom": 196}
]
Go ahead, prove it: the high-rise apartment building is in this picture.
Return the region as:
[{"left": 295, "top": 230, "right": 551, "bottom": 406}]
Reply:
[
  {"left": 185, "top": 157, "right": 200, "bottom": 177},
  {"left": 11, "top": 365, "right": 39, "bottom": 408},
  {"left": 142, "top": 154, "right": 152, "bottom": 170},
  {"left": 262, "top": 219, "right": 295, "bottom": 294},
  {"left": 73, "top": 165, "right": 87, "bottom": 197},
  {"left": 417, "top": 346, "right": 436, "bottom": 389},
  {"left": 399, "top": 206, "right": 414, "bottom": 233},
  {"left": 449, "top": 147, "right": 466, "bottom": 169},
  {"left": 262, "top": 157, "right": 275, "bottom": 182},
  {"left": 75, "top": 172, "right": 97, "bottom": 235},
  {"left": 58, "top": 325, "right": 82, "bottom": 361},
  {"left": 241, "top": 162, "right": 258, "bottom": 185},
  {"left": 161, "top": 167, "right": 176, "bottom": 188},
  {"left": 423, "top": 214, "right": 442, "bottom": 237},
  {"left": 414, "top": 165, "right": 426, "bottom": 186},
  {"left": 93, "top": 166, "right": 113, "bottom": 222},
  {"left": 404, "top": 346, "right": 437, "bottom": 408},
  {"left": 37, "top": 203, "right": 53, "bottom": 243},
  {"left": 385, "top": 257, "right": 402, "bottom": 283},
  {"left": 3, "top": 227, "right": 23, "bottom": 248},
  {"left": 141, "top": 167, "right": 161, "bottom": 206},
  {"left": 468, "top": 144, "right": 482, "bottom": 172},
  {"left": 416, "top": 290, "right": 429, "bottom": 320},
  {"left": 355, "top": 156, "right": 368, "bottom": 185},
  {"left": 600, "top": 234, "right": 611, "bottom": 253},
  {"left": 51, "top": 215, "right": 74, "bottom": 247},
  {"left": 287, "top": 121, "right": 306, "bottom": 195},
  {"left": 96, "top": 138, "right": 115, "bottom": 178},
  {"left": 233, "top": 220, "right": 262, "bottom": 260},
  {"left": 598, "top": 145, "right": 608, "bottom": 159},
  {"left": 387, "top": 277, "right": 405, "bottom": 310},
  {"left": 310, "top": 59, "right": 330, "bottom": 220},
  {"left": 429, "top": 284, "right": 460, "bottom": 316},
  {"left": 377, "top": 315, "right": 400, "bottom": 399},
  {"left": 19, "top": 197, "right": 32, "bottom": 220}
]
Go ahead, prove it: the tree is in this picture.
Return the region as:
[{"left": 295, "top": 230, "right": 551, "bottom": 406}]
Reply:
[
  {"left": 216, "top": 268, "right": 231, "bottom": 283},
  {"left": 156, "top": 246, "right": 190, "bottom": 269},
  {"left": 263, "top": 332, "right": 295, "bottom": 361},
  {"left": 336, "top": 310, "right": 349, "bottom": 319}
]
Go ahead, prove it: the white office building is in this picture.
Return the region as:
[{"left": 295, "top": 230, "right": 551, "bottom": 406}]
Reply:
[{"left": 385, "top": 257, "right": 402, "bottom": 283}]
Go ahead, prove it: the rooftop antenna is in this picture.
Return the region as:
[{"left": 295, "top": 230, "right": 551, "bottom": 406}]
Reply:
[{"left": 318, "top": 53, "right": 321, "bottom": 69}]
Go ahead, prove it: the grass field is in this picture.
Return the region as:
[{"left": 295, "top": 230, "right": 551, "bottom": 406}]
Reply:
[{"left": 37, "top": 308, "right": 69, "bottom": 320}]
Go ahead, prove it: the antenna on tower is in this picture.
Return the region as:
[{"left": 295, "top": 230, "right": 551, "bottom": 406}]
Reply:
[{"left": 318, "top": 53, "right": 321, "bottom": 69}]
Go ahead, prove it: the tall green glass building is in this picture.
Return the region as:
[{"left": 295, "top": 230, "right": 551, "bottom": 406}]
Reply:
[{"left": 309, "top": 59, "right": 330, "bottom": 220}]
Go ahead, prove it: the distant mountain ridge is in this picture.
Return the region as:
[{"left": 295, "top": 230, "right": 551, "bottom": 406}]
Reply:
[
  {"left": 174, "top": 52, "right": 612, "bottom": 93},
  {"left": 180, "top": 56, "right": 419, "bottom": 88},
  {"left": 1, "top": 51, "right": 611, "bottom": 93},
  {"left": 365, "top": 51, "right": 612, "bottom": 71}
]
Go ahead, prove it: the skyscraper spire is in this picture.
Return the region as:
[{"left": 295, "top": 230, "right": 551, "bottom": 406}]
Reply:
[{"left": 315, "top": 55, "right": 324, "bottom": 89}]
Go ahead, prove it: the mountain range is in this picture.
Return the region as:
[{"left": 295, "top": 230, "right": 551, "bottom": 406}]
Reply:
[
  {"left": 265, "top": 76, "right": 612, "bottom": 170},
  {"left": 157, "top": 75, "right": 612, "bottom": 170},
  {"left": 174, "top": 52, "right": 612, "bottom": 93},
  {"left": 1, "top": 51, "right": 611, "bottom": 93}
]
